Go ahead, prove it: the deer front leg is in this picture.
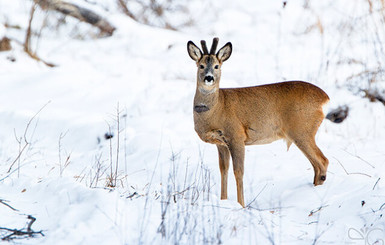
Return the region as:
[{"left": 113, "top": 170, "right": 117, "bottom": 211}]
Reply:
[
  {"left": 228, "top": 142, "right": 245, "bottom": 207},
  {"left": 217, "top": 144, "right": 230, "bottom": 200}
]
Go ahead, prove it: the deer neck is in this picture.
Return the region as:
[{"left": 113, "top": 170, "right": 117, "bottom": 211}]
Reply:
[{"left": 193, "top": 83, "right": 220, "bottom": 114}]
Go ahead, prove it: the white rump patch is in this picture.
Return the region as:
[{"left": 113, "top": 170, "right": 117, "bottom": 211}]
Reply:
[{"left": 322, "top": 101, "right": 330, "bottom": 117}]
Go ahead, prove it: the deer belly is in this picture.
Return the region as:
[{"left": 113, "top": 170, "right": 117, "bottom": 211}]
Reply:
[{"left": 245, "top": 127, "right": 282, "bottom": 145}]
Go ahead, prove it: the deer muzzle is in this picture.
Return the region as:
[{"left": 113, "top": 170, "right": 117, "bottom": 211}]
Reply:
[{"left": 204, "top": 75, "right": 214, "bottom": 85}]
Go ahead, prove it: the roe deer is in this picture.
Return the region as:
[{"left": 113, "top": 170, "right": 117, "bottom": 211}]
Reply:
[{"left": 187, "top": 38, "right": 330, "bottom": 207}]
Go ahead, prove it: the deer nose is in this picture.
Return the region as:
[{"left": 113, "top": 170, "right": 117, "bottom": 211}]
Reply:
[{"left": 204, "top": 75, "right": 214, "bottom": 83}]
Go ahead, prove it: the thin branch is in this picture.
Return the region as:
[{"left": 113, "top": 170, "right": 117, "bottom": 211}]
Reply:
[
  {"left": 7, "top": 143, "right": 29, "bottom": 173},
  {"left": 24, "top": 3, "right": 56, "bottom": 67},
  {"left": 24, "top": 3, "right": 37, "bottom": 55},
  {"left": 333, "top": 157, "right": 372, "bottom": 178},
  {"left": 115, "top": 103, "right": 120, "bottom": 188},
  {"left": 35, "top": 0, "right": 116, "bottom": 36},
  {"left": 0, "top": 215, "right": 44, "bottom": 241},
  {"left": 342, "top": 150, "right": 375, "bottom": 169},
  {"left": 7, "top": 101, "right": 51, "bottom": 173},
  {"left": 308, "top": 205, "right": 329, "bottom": 217},
  {"left": 117, "top": 0, "right": 138, "bottom": 21},
  {"left": 373, "top": 177, "right": 381, "bottom": 190},
  {"left": 26, "top": 215, "right": 36, "bottom": 233},
  {"left": 58, "top": 130, "right": 71, "bottom": 177},
  {"left": 0, "top": 199, "right": 19, "bottom": 211},
  {"left": 380, "top": 203, "right": 385, "bottom": 210},
  {"left": 246, "top": 183, "right": 268, "bottom": 208},
  {"left": 107, "top": 123, "right": 114, "bottom": 187}
]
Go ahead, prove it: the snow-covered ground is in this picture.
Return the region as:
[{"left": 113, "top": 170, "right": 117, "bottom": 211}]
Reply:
[{"left": 1, "top": 0, "right": 384, "bottom": 244}]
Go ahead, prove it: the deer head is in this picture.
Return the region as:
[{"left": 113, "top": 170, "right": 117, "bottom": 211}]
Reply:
[{"left": 187, "top": 38, "right": 232, "bottom": 93}]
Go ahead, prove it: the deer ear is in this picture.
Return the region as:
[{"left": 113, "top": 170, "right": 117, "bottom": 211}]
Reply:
[
  {"left": 216, "top": 42, "right": 232, "bottom": 62},
  {"left": 187, "top": 41, "right": 202, "bottom": 62}
]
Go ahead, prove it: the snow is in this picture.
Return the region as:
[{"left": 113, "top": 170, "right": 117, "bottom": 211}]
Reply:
[{"left": 0, "top": 0, "right": 385, "bottom": 244}]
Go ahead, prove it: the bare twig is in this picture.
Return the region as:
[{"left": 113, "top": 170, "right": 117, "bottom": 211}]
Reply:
[
  {"left": 87, "top": 153, "right": 106, "bottom": 188},
  {"left": 35, "top": 0, "right": 116, "bottom": 36},
  {"left": 0, "top": 199, "right": 19, "bottom": 211},
  {"left": 7, "top": 101, "right": 51, "bottom": 174},
  {"left": 115, "top": 103, "right": 120, "bottom": 188},
  {"left": 0, "top": 215, "right": 44, "bottom": 241},
  {"left": 58, "top": 131, "right": 71, "bottom": 177},
  {"left": 24, "top": 3, "right": 56, "bottom": 67},
  {"left": 139, "top": 129, "right": 163, "bottom": 244},
  {"left": 342, "top": 150, "right": 375, "bottom": 169},
  {"left": 373, "top": 177, "right": 381, "bottom": 190},
  {"left": 117, "top": 0, "right": 138, "bottom": 21},
  {"left": 246, "top": 183, "right": 268, "bottom": 208},
  {"left": 308, "top": 205, "right": 329, "bottom": 217},
  {"left": 334, "top": 157, "right": 372, "bottom": 178},
  {"left": 105, "top": 103, "right": 124, "bottom": 188},
  {"left": 106, "top": 123, "right": 114, "bottom": 187},
  {"left": 380, "top": 203, "right": 385, "bottom": 210},
  {"left": 116, "top": 0, "right": 190, "bottom": 31},
  {"left": 360, "top": 88, "right": 385, "bottom": 106},
  {"left": 26, "top": 215, "right": 36, "bottom": 233}
]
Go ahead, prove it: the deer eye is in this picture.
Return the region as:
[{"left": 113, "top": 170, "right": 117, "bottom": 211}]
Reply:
[
  {"left": 214, "top": 65, "right": 219, "bottom": 69},
  {"left": 199, "top": 65, "right": 204, "bottom": 69}
]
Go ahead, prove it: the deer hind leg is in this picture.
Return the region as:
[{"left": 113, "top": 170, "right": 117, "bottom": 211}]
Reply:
[
  {"left": 228, "top": 142, "right": 245, "bottom": 207},
  {"left": 286, "top": 108, "right": 329, "bottom": 185},
  {"left": 217, "top": 144, "right": 230, "bottom": 200},
  {"left": 293, "top": 138, "right": 329, "bottom": 186}
]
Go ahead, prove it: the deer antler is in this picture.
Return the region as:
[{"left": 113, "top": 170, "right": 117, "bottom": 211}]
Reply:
[
  {"left": 210, "top": 37, "right": 219, "bottom": 55},
  {"left": 200, "top": 40, "right": 209, "bottom": 54}
]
